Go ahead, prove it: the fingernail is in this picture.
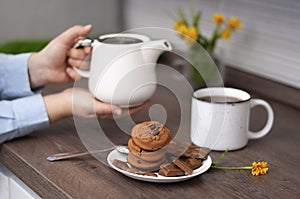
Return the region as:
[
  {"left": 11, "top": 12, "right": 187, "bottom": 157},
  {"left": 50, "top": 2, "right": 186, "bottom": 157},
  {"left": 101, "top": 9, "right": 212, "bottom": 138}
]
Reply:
[
  {"left": 84, "top": 24, "right": 92, "bottom": 30},
  {"left": 113, "top": 108, "right": 122, "bottom": 116}
]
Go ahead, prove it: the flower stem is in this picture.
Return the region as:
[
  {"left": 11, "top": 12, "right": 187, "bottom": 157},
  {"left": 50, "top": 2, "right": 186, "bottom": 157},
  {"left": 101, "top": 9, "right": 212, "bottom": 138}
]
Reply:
[
  {"left": 211, "top": 165, "right": 252, "bottom": 170},
  {"left": 212, "top": 149, "right": 228, "bottom": 165},
  {"left": 207, "top": 23, "right": 221, "bottom": 54}
]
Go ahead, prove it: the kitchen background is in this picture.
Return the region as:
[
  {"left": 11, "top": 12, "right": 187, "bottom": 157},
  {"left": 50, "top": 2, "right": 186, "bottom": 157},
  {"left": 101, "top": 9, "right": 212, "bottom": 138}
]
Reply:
[{"left": 1, "top": 0, "right": 299, "bottom": 89}]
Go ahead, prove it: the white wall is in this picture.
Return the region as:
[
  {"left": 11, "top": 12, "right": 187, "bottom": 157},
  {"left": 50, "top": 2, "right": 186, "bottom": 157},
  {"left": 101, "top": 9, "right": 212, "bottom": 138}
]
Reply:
[
  {"left": 0, "top": 0, "right": 121, "bottom": 43},
  {"left": 123, "top": 0, "right": 300, "bottom": 89}
]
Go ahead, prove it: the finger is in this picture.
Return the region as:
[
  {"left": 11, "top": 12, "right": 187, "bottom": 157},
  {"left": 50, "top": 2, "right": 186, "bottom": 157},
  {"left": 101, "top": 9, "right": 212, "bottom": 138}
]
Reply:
[
  {"left": 68, "top": 58, "right": 85, "bottom": 69},
  {"left": 128, "top": 100, "right": 151, "bottom": 115},
  {"left": 113, "top": 100, "right": 151, "bottom": 118},
  {"left": 67, "top": 48, "right": 87, "bottom": 59},
  {"left": 94, "top": 101, "right": 122, "bottom": 116},
  {"left": 68, "top": 58, "right": 90, "bottom": 70},
  {"left": 66, "top": 67, "right": 82, "bottom": 81},
  {"left": 57, "top": 24, "right": 93, "bottom": 47},
  {"left": 84, "top": 46, "right": 92, "bottom": 54}
]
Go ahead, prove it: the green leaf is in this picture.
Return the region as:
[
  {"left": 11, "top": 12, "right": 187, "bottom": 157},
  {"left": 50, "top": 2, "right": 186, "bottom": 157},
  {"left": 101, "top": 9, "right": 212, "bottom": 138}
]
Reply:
[
  {"left": 177, "top": 8, "right": 189, "bottom": 26},
  {"left": 198, "top": 34, "right": 208, "bottom": 47},
  {"left": 193, "top": 11, "right": 202, "bottom": 29}
]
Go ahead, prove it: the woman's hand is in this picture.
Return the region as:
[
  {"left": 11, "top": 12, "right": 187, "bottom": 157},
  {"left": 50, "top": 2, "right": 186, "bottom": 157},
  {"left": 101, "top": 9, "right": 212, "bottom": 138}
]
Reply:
[
  {"left": 28, "top": 25, "right": 93, "bottom": 89},
  {"left": 43, "top": 88, "right": 150, "bottom": 123}
]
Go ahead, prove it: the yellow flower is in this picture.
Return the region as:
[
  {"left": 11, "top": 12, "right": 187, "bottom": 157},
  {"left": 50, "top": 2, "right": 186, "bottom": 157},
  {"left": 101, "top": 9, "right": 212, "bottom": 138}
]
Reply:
[
  {"left": 251, "top": 161, "right": 268, "bottom": 176},
  {"left": 173, "top": 20, "right": 184, "bottom": 30},
  {"left": 174, "top": 22, "right": 198, "bottom": 44},
  {"left": 227, "top": 17, "right": 243, "bottom": 30},
  {"left": 177, "top": 24, "right": 188, "bottom": 36},
  {"left": 186, "top": 27, "right": 198, "bottom": 40},
  {"left": 212, "top": 13, "right": 225, "bottom": 24},
  {"left": 221, "top": 28, "right": 232, "bottom": 40},
  {"left": 183, "top": 27, "right": 198, "bottom": 45}
]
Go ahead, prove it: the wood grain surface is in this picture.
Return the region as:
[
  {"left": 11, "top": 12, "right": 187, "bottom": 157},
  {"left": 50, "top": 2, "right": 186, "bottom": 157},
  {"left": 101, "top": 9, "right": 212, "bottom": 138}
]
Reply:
[{"left": 0, "top": 70, "right": 300, "bottom": 198}]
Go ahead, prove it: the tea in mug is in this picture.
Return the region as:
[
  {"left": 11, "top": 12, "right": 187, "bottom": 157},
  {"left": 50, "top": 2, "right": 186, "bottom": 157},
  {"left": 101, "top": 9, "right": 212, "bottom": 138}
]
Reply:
[{"left": 197, "top": 95, "right": 242, "bottom": 103}]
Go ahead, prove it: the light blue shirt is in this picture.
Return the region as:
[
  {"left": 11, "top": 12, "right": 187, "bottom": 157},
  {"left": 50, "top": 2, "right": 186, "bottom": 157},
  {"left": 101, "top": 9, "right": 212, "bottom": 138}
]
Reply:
[{"left": 0, "top": 53, "right": 49, "bottom": 143}]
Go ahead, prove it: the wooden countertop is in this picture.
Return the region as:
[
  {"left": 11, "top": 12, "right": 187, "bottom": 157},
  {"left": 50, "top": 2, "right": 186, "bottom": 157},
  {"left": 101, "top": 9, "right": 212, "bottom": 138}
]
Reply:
[{"left": 1, "top": 69, "right": 300, "bottom": 198}]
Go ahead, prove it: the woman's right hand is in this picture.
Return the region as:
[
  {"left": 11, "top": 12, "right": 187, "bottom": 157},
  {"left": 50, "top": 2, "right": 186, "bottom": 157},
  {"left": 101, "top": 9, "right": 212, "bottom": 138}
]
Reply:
[{"left": 43, "top": 88, "right": 149, "bottom": 123}]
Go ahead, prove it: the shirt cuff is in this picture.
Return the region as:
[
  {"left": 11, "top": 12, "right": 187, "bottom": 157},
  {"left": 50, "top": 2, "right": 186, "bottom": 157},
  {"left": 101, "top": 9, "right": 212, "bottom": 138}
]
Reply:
[
  {"left": 11, "top": 94, "right": 49, "bottom": 136},
  {"left": 3, "top": 53, "right": 35, "bottom": 99}
]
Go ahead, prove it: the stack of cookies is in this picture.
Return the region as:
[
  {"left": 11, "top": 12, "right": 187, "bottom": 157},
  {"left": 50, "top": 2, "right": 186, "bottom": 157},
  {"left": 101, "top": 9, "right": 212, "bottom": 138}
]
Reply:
[
  {"left": 112, "top": 121, "right": 211, "bottom": 177},
  {"left": 127, "top": 121, "right": 172, "bottom": 171}
]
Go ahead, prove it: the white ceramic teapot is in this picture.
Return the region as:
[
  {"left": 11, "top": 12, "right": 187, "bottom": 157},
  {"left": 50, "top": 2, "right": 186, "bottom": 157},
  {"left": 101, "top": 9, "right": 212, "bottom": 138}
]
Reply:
[{"left": 74, "top": 33, "right": 172, "bottom": 107}]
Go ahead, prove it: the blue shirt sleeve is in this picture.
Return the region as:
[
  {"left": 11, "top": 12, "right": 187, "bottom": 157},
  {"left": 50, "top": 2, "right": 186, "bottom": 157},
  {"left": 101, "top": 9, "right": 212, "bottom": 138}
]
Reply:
[
  {"left": 0, "top": 94, "right": 49, "bottom": 143},
  {"left": 0, "top": 53, "right": 35, "bottom": 100},
  {"left": 0, "top": 53, "right": 49, "bottom": 143}
]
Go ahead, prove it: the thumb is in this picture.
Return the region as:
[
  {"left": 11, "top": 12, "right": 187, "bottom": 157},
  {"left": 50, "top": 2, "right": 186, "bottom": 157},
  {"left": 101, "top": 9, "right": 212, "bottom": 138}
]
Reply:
[{"left": 57, "top": 24, "right": 93, "bottom": 47}]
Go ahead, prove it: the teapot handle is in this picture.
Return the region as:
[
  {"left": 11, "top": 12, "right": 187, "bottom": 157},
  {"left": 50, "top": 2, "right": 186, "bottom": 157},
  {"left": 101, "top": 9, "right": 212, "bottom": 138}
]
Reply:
[
  {"left": 72, "top": 39, "right": 93, "bottom": 78},
  {"left": 72, "top": 66, "right": 90, "bottom": 78},
  {"left": 73, "top": 38, "right": 93, "bottom": 48}
]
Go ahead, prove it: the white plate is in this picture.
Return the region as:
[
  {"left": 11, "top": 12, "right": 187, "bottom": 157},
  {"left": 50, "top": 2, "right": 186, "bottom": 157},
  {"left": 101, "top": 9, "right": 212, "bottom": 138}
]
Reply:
[{"left": 107, "top": 149, "right": 212, "bottom": 183}]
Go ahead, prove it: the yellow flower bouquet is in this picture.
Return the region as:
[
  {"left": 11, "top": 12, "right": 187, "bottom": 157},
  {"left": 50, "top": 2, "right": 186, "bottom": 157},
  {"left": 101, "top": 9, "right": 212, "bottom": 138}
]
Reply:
[
  {"left": 173, "top": 9, "right": 243, "bottom": 55},
  {"left": 173, "top": 8, "right": 242, "bottom": 87}
]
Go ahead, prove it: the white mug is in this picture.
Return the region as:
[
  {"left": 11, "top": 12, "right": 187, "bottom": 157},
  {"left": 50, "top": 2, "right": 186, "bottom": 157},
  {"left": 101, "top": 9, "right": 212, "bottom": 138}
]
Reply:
[{"left": 191, "top": 87, "right": 274, "bottom": 151}]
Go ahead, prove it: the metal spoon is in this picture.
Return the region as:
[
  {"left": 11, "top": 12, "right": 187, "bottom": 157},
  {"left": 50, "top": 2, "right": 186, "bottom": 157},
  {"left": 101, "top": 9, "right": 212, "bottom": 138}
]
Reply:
[{"left": 46, "top": 145, "right": 129, "bottom": 162}]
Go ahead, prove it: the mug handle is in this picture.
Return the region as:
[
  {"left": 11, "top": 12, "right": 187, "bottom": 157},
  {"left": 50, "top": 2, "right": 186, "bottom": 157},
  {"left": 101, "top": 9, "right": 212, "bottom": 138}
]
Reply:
[
  {"left": 72, "top": 38, "right": 93, "bottom": 78},
  {"left": 247, "top": 99, "right": 274, "bottom": 139}
]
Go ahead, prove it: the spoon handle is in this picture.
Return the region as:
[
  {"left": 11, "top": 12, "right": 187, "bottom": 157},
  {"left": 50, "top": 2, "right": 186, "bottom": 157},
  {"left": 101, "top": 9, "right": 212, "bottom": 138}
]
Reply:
[{"left": 47, "top": 146, "right": 116, "bottom": 162}]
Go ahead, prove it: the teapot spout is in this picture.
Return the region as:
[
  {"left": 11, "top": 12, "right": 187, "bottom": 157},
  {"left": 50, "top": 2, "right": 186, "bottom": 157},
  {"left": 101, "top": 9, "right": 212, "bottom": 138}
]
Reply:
[{"left": 141, "top": 40, "right": 172, "bottom": 63}]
